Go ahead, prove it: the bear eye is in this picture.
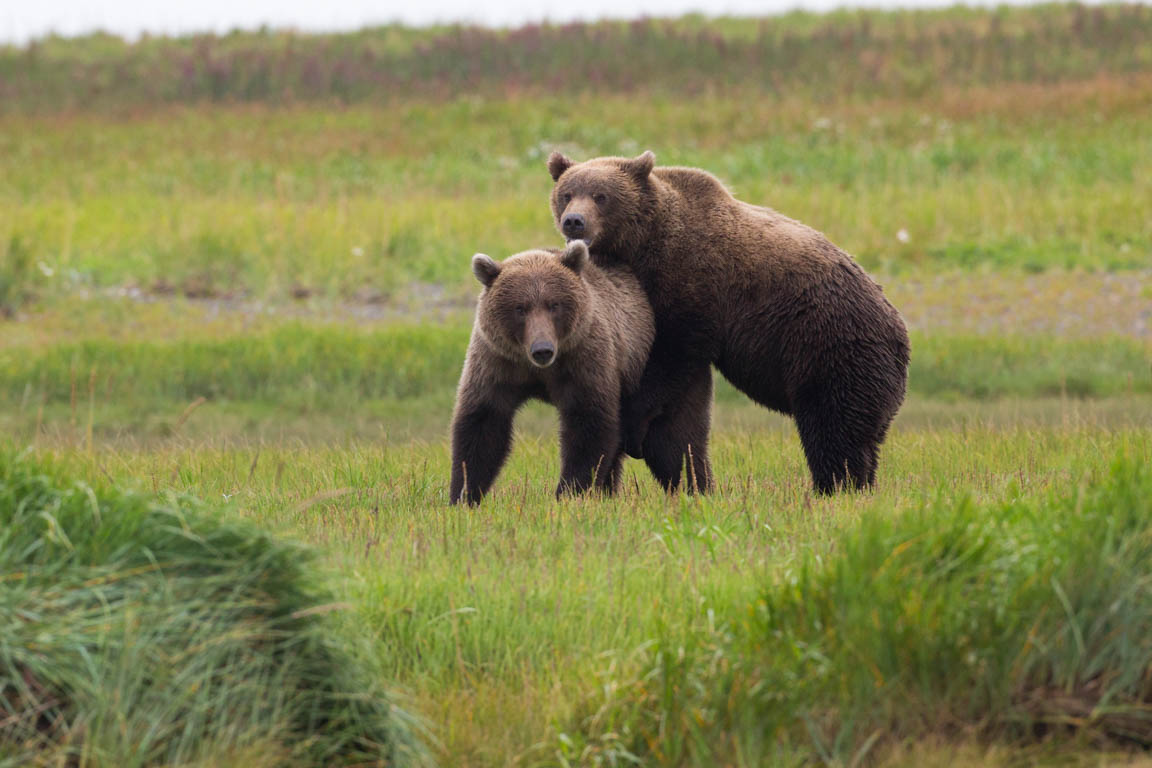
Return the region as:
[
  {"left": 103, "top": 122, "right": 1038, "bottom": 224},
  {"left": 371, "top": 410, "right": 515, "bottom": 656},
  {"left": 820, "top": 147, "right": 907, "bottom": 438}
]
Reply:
[
  {"left": 514, "top": 305, "right": 527, "bottom": 317},
  {"left": 561, "top": 193, "right": 572, "bottom": 205},
  {"left": 549, "top": 302, "right": 561, "bottom": 313},
  {"left": 593, "top": 193, "right": 607, "bottom": 205}
]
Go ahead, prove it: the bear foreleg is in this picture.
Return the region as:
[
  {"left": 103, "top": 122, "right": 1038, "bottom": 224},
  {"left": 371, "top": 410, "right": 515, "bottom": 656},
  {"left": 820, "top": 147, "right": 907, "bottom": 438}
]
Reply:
[
  {"left": 557, "top": 398, "right": 623, "bottom": 498},
  {"left": 450, "top": 402, "right": 516, "bottom": 505}
]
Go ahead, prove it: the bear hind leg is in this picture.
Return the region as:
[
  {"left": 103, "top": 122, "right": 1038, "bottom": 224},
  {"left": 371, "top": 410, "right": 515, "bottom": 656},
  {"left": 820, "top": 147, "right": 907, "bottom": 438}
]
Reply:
[{"left": 795, "top": 406, "right": 878, "bottom": 495}]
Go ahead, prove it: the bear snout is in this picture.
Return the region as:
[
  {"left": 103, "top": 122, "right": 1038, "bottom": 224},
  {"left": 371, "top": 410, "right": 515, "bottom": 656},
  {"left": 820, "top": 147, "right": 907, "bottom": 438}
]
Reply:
[
  {"left": 529, "top": 340, "right": 556, "bottom": 367},
  {"left": 561, "top": 212, "right": 585, "bottom": 238}
]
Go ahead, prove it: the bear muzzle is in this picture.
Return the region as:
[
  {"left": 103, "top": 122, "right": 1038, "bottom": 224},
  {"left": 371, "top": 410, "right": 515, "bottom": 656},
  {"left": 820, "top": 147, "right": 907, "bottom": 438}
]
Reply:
[
  {"left": 558, "top": 199, "right": 601, "bottom": 246},
  {"left": 529, "top": 340, "right": 556, "bottom": 367},
  {"left": 561, "top": 212, "right": 586, "bottom": 239}
]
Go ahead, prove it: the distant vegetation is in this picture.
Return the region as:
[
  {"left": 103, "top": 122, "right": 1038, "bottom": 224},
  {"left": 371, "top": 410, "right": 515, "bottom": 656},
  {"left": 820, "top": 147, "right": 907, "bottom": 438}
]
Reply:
[
  {"left": 1, "top": 4, "right": 1150, "bottom": 310},
  {"left": 1, "top": 4, "right": 1151, "bottom": 112}
]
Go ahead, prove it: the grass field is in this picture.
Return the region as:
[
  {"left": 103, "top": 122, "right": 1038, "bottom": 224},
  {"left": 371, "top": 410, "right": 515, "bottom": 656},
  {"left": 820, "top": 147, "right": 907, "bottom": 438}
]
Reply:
[
  {"left": 28, "top": 420, "right": 1152, "bottom": 765},
  {"left": 2, "top": 4, "right": 1152, "bottom": 766}
]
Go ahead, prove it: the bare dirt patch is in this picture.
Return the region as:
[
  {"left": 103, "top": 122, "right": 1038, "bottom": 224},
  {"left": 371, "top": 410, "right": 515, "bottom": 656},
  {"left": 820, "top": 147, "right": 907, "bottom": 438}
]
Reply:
[{"left": 888, "top": 269, "right": 1152, "bottom": 338}]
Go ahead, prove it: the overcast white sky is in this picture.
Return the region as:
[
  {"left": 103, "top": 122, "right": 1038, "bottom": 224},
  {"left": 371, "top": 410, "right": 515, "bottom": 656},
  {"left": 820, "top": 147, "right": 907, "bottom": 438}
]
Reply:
[{"left": 0, "top": 0, "right": 1100, "bottom": 44}]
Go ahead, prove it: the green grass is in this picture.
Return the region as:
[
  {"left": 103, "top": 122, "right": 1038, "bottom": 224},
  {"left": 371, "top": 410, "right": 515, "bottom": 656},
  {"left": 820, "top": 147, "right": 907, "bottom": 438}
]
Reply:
[
  {"left": 1, "top": 78, "right": 1150, "bottom": 308},
  {"left": 0, "top": 324, "right": 1146, "bottom": 439},
  {"left": 560, "top": 448, "right": 1152, "bottom": 765},
  {"left": 0, "top": 450, "right": 428, "bottom": 767},
  {"left": 27, "top": 422, "right": 1149, "bottom": 765},
  {"left": 0, "top": 7, "right": 1148, "bottom": 316}
]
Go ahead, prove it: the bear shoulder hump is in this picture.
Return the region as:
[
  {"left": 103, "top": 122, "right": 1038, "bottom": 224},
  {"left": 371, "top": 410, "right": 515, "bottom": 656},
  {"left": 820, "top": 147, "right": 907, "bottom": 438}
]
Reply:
[{"left": 654, "top": 166, "right": 732, "bottom": 201}]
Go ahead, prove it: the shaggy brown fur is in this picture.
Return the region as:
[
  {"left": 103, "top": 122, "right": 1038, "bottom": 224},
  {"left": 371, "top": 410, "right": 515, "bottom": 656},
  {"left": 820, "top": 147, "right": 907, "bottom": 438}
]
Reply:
[
  {"left": 547, "top": 151, "right": 911, "bottom": 494},
  {"left": 450, "top": 240, "right": 654, "bottom": 505}
]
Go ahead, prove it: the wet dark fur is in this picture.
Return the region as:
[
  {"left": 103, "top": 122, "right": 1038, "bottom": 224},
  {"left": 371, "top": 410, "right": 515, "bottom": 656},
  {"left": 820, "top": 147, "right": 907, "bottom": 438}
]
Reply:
[
  {"left": 450, "top": 242, "right": 654, "bottom": 504},
  {"left": 548, "top": 151, "right": 911, "bottom": 494}
]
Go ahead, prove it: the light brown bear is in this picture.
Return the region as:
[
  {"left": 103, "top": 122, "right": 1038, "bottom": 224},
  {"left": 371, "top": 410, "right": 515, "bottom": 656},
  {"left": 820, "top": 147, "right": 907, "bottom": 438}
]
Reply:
[
  {"left": 547, "top": 150, "right": 910, "bottom": 495},
  {"left": 449, "top": 240, "right": 654, "bottom": 505}
]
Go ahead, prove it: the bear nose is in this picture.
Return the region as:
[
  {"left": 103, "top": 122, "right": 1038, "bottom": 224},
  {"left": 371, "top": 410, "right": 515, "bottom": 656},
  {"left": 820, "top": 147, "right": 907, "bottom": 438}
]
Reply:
[
  {"left": 561, "top": 213, "right": 585, "bottom": 236},
  {"left": 530, "top": 340, "right": 556, "bottom": 367}
]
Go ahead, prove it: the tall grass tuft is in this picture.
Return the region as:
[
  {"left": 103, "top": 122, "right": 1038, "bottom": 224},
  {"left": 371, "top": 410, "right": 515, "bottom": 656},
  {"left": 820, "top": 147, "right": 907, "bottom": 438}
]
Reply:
[
  {"left": 563, "top": 449, "right": 1152, "bottom": 765},
  {"left": 0, "top": 449, "right": 427, "bottom": 767}
]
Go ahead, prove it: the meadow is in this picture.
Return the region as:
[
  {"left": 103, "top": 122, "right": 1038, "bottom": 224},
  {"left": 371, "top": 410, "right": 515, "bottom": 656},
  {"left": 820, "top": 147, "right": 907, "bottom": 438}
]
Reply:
[{"left": 2, "top": 5, "right": 1152, "bottom": 766}]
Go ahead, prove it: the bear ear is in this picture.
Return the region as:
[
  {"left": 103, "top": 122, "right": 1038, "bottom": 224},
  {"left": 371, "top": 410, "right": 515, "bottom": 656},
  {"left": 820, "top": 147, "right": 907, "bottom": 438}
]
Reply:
[
  {"left": 471, "top": 253, "right": 501, "bottom": 287},
  {"left": 560, "top": 240, "right": 588, "bottom": 274},
  {"left": 547, "top": 151, "right": 573, "bottom": 182},
  {"left": 623, "top": 150, "right": 655, "bottom": 181}
]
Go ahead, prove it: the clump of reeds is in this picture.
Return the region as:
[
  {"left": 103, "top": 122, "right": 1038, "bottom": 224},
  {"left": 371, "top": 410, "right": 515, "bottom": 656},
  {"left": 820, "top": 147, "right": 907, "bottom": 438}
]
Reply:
[{"left": 0, "top": 449, "right": 427, "bottom": 766}]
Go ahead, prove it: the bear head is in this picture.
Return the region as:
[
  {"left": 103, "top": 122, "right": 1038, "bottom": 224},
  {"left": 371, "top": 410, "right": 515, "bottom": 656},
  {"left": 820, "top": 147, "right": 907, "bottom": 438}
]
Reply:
[
  {"left": 471, "top": 240, "right": 592, "bottom": 368},
  {"left": 547, "top": 150, "right": 655, "bottom": 260}
]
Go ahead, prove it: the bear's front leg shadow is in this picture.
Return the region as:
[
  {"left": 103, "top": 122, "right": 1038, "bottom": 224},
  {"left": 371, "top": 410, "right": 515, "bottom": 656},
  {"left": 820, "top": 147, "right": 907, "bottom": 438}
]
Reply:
[
  {"left": 641, "top": 365, "right": 714, "bottom": 494},
  {"left": 620, "top": 389, "right": 660, "bottom": 460},
  {"left": 621, "top": 348, "right": 710, "bottom": 460},
  {"left": 557, "top": 398, "right": 622, "bottom": 498},
  {"left": 450, "top": 403, "right": 516, "bottom": 505}
]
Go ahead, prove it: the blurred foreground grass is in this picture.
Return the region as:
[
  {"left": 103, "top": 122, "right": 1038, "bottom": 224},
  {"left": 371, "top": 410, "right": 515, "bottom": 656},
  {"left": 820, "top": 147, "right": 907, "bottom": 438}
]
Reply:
[{"left": 0, "top": 450, "right": 428, "bottom": 767}]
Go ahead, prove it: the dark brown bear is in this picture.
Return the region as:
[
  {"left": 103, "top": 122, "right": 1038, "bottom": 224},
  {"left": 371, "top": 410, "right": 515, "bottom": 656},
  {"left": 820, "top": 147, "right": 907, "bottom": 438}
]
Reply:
[
  {"left": 547, "top": 151, "right": 910, "bottom": 495},
  {"left": 450, "top": 240, "right": 654, "bottom": 505}
]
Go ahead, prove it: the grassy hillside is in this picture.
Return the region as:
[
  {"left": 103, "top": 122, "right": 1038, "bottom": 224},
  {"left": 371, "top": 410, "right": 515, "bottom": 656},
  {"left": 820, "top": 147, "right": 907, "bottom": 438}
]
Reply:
[{"left": 2, "top": 5, "right": 1151, "bottom": 112}]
